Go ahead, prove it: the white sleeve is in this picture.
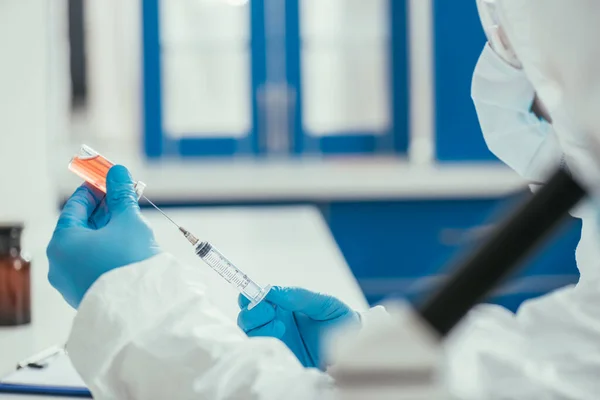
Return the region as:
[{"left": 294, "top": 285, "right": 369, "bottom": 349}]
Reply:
[
  {"left": 442, "top": 276, "right": 600, "bottom": 400},
  {"left": 472, "top": 44, "right": 563, "bottom": 183},
  {"left": 441, "top": 206, "right": 600, "bottom": 400},
  {"left": 66, "top": 253, "right": 332, "bottom": 400},
  {"left": 358, "top": 305, "right": 388, "bottom": 328}
]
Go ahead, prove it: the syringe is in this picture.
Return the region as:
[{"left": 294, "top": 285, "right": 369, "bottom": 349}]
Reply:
[
  {"left": 135, "top": 198, "right": 272, "bottom": 310},
  {"left": 68, "top": 144, "right": 272, "bottom": 310},
  {"left": 178, "top": 227, "right": 272, "bottom": 310}
]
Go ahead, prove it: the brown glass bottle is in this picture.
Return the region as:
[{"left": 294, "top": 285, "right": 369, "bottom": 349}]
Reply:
[{"left": 0, "top": 225, "right": 31, "bottom": 326}]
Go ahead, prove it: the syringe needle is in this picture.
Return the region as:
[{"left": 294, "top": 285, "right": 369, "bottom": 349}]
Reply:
[
  {"left": 142, "top": 195, "right": 181, "bottom": 229},
  {"left": 141, "top": 195, "right": 199, "bottom": 246},
  {"left": 179, "top": 226, "right": 200, "bottom": 246}
]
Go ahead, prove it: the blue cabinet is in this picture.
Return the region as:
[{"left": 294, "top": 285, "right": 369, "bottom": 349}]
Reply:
[
  {"left": 142, "top": 0, "right": 409, "bottom": 158},
  {"left": 329, "top": 199, "right": 501, "bottom": 278},
  {"left": 140, "top": 0, "right": 526, "bottom": 161},
  {"left": 327, "top": 198, "right": 580, "bottom": 312}
]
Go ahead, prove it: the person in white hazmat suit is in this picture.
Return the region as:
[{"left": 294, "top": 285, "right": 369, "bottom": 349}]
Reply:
[{"left": 46, "top": 1, "right": 600, "bottom": 399}]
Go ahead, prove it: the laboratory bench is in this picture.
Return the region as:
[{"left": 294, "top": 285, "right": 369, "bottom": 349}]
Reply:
[
  {"left": 0, "top": 205, "right": 368, "bottom": 383},
  {"left": 158, "top": 197, "right": 578, "bottom": 313}
]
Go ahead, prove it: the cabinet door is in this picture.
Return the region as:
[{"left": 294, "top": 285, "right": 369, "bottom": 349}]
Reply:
[
  {"left": 287, "top": 0, "right": 408, "bottom": 155},
  {"left": 329, "top": 200, "right": 503, "bottom": 280},
  {"left": 143, "top": 0, "right": 259, "bottom": 158}
]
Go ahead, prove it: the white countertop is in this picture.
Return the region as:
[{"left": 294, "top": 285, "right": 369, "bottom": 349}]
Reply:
[{"left": 0, "top": 205, "right": 367, "bottom": 391}]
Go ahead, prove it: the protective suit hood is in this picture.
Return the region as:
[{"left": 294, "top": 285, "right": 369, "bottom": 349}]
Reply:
[{"left": 496, "top": 0, "right": 600, "bottom": 191}]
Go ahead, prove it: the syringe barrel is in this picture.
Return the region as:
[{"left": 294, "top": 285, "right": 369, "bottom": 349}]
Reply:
[
  {"left": 195, "top": 241, "right": 270, "bottom": 309},
  {"left": 195, "top": 241, "right": 213, "bottom": 258}
]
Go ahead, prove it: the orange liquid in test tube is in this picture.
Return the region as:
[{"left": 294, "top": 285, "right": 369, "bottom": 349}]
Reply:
[{"left": 68, "top": 145, "right": 114, "bottom": 193}]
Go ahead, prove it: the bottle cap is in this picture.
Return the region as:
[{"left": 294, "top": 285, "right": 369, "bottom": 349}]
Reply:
[
  {"left": 0, "top": 224, "right": 23, "bottom": 255},
  {"left": 134, "top": 181, "right": 147, "bottom": 199}
]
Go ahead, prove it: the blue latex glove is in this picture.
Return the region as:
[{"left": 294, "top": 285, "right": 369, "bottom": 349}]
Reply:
[
  {"left": 237, "top": 286, "right": 359, "bottom": 369},
  {"left": 47, "top": 165, "right": 161, "bottom": 308}
]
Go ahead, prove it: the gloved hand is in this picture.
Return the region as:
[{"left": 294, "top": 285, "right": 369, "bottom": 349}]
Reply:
[
  {"left": 47, "top": 165, "right": 161, "bottom": 308},
  {"left": 237, "top": 287, "right": 359, "bottom": 369}
]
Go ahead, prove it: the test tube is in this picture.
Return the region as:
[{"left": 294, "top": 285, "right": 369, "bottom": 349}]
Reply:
[{"left": 68, "top": 145, "right": 146, "bottom": 198}]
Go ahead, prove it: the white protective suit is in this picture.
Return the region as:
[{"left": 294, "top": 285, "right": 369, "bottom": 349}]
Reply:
[
  {"left": 65, "top": 17, "right": 600, "bottom": 400},
  {"left": 441, "top": 44, "right": 600, "bottom": 400},
  {"left": 495, "top": 0, "right": 600, "bottom": 191}
]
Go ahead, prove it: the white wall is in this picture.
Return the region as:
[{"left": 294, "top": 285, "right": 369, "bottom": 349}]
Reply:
[
  {"left": 84, "top": 0, "right": 141, "bottom": 145},
  {"left": 408, "top": 0, "right": 435, "bottom": 164},
  {"left": 0, "top": 0, "right": 62, "bottom": 223}
]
